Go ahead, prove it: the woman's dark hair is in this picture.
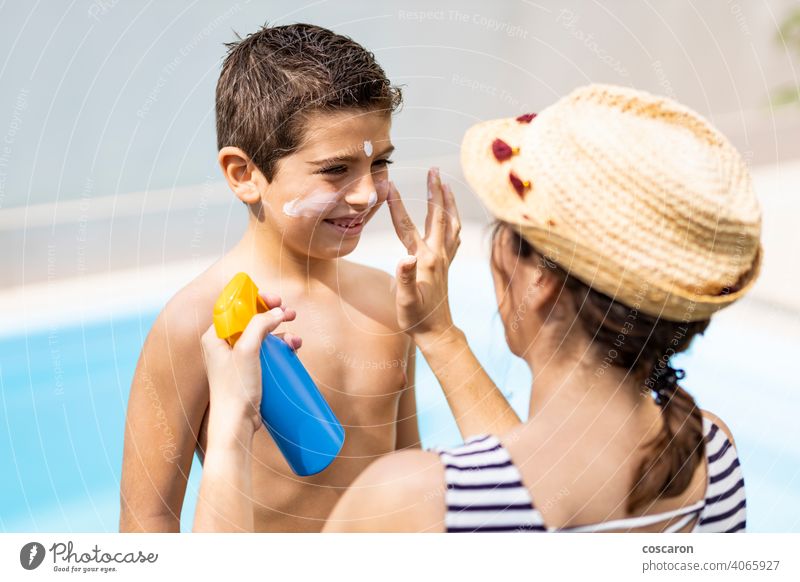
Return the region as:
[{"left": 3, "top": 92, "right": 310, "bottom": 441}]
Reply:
[
  {"left": 491, "top": 221, "right": 711, "bottom": 512},
  {"left": 216, "top": 23, "right": 402, "bottom": 181}
]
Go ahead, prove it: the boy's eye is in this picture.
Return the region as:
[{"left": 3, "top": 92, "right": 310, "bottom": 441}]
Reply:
[
  {"left": 372, "top": 158, "right": 393, "bottom": 170},
  {"left": 317, "top": 159, "right": 393, "bottom": 175},
  {"left": 318, "top": 165, "right": 348, "bottom": 175}
]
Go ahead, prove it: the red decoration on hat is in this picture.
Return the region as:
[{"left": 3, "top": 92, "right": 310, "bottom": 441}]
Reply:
[
  {"left": 516, "top": 112, "right": 537, "bottom": 123},
  {"left": 491, "top": 138, "right": 519, "bottom": 161},
  {"left": 509, "top": 171, "right": 530, "bottom": 198}
]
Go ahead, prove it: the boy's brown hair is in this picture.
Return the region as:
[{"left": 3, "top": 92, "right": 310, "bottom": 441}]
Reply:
[{"left": 216, "top": 23, "right": 402, "bottom": 180}]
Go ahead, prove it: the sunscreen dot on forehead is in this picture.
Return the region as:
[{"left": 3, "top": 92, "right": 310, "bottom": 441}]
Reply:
[{"left": 363, "top": 140, "right": 373, "bottom": 157}]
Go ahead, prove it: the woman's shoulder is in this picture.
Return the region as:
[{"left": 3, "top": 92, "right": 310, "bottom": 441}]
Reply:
[
  {"left": 324, "top": 449, "right": 446, "bottom": 532},
  {"left": 701, "top": 409, "right": 738, "bottom": 447}
]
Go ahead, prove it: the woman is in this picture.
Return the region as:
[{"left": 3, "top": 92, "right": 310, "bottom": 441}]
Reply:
[{"left": 195, "top": 84, "right": 760, "bottom": 533}]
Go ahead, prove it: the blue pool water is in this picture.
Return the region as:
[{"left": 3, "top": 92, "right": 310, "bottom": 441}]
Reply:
[{"left": 1, "top": 259, "right": 798, "bottom": 532}]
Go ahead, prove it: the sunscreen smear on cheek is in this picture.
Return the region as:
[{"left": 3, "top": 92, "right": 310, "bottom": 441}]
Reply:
[{"left": 282, "top": 189, "right": 342, "bottom": 218}]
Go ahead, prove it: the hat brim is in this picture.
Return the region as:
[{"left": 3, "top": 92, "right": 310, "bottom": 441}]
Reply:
[{"left": 460, "top": 116, "right": 763, "bottom": 322}]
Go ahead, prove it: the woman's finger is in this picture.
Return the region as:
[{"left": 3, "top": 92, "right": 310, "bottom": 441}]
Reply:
[
  {"left": 395, "top": 255, "right": 420, "bottom": 312},
  {"left": 426, "top": 168, "right": 446, "bottom": 249},
  {"left": 280, "top": 307, "right": 296, "bottom": 321},
  {"left": 201, "top": 323, "right": 229, "bottom": 352},
  {"left": 200, "top": 324, "right": 232, "bottom": 378},
  {"left": 274, "top": 332, "right": 303, "bottom": 351},
  {"left": 443, "top": 183, "right": 461, "bottom": 258},
  {"left": 443, "top": 183, "right": 461, "bottom": 233},
  {"left": 235, "top": 308, "right": 286, "bottom": 354},
  {"left": 259, "top": 292, "right": 284, "bottom": 310},
  {"left": 424, "top": 167, "right": 441, "bottom": 240},
  {"left": 387, "top": 181, "right": 421, "bottom": 254},
  {"left": 256, "top": 293, "right": 297, "bottom": 324}
]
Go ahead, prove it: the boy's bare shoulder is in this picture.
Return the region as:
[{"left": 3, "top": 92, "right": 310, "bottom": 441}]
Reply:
[
  {"left": 336, "top": 260, "right": 401, "bottom": 327},
  {"left": 153, "top": 262, "right": 228, "bottom": 346},
  {"left": 338, "top": 259, "right": 395, "bottom": 289}
]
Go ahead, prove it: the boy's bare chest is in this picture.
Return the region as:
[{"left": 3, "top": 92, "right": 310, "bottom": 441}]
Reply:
[{"left": 279, "top": 297, "right": 409, "bottom": 398}]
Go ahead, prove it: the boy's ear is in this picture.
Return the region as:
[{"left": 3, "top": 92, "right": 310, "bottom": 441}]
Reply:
[{"left": 218, "top": 146, "right": 269, "bottom": 204}]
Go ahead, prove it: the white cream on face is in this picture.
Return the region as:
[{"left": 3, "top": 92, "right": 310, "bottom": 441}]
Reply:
[
  {"left": 367, "top": 191, "right": 378, "bottom": 208},
  {"left": 363, "top": 140, "right": 373, "bottom": 157},
  {"left": 282, "top": 189, "right": 342, "bottom": 217}
]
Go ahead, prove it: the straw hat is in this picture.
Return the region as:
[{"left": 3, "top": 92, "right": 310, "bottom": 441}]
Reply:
[{"left": 461, "top": 83, "right": 762, "bottom": 322}]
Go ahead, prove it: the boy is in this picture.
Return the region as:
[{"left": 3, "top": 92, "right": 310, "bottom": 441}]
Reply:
[{"left": 119, "top": 23, "right": 419, "bottom": 532}]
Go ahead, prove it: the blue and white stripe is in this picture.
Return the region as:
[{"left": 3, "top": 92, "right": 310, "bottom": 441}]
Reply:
[
  {"left": 436, "top": 416, "right": 746, "bottom": 533},
  {"left": 438, "top": 435, "right": 545, "bottom": 532},
  {"left": 695, "top": 418, "right": 747, "bottom": 533}
]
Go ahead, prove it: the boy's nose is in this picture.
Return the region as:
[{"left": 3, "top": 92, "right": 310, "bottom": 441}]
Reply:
[{"left": 343, "top": 178, "right": 379, "bottom": 210}]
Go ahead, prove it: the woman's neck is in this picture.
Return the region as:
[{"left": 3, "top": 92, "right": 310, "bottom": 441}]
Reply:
[{"left": 524, "top": 338, "right": 647, "bottom": 423}]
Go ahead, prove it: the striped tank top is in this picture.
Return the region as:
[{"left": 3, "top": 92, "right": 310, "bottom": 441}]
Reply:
[{"left": 436, "top": 417, "right": 745, "bottom": 533}]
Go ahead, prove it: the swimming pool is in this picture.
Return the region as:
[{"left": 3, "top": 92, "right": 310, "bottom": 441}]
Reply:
[{"left": 1, "top": 246, "right": 798, "bottom": 532}]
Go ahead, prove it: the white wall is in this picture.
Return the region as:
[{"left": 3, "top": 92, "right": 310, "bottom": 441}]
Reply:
[
  {"left": 0, "top": 0, "right": 798, "bottom": 209},
  {"left": 1, "top": 0, "right": 799, "bottom": 289}
]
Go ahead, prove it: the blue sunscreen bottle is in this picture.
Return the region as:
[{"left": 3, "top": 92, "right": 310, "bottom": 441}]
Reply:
[{"left": 213, "top": 272, "right": 345, "bottom": 476}]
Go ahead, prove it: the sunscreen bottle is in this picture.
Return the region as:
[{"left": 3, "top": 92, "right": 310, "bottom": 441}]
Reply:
[{"left": 212, "top": 273, "right": 345, "bottom": 476}]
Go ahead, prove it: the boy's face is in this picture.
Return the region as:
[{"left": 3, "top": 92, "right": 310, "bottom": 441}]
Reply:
[{"left": 258, "top": 108, "right": 393, "bottom": 260}]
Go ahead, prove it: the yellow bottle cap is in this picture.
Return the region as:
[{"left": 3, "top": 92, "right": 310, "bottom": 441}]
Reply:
[{"left": 212, "top": 272, "right": 269, "bottom": 346}]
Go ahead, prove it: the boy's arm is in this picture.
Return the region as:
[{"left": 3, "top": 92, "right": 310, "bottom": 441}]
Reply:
[
  {"left": 119, "top": 304, "right": 209, "bottom": 532},
  {"left": 395, "top": 342, "right": 420, "bottom": 450}
]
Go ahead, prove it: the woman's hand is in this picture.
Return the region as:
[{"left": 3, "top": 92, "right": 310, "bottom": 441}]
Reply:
[
  {"left": 200, "top": 293, "right": 301, "bottom": 437},
  {"left": 194, "top": 293, "right": 300, "bottom": 533},
  {"left": 387, "top": 167, "right": 462, "bottom": 344}
]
